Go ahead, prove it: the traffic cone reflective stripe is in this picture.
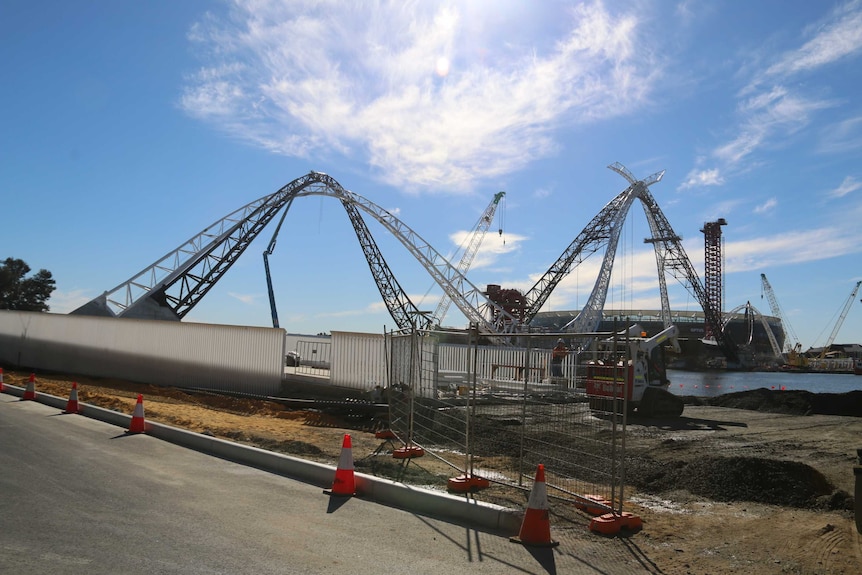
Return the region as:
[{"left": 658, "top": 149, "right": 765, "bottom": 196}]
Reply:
[
  {"left": 325, "top": 434, "right": 356, "bottom": 497},
  {"left": 128, "top": 394, "right": 146, "bottom": 433},
  {"left": 23, "top": 373, "right": 36, "bottom": 400},
  {"left": 65, "top": 382, "right": 80, "bottom": 414},
  {"left": 510, "top": 464, "right": 559, "bottom": 548}
]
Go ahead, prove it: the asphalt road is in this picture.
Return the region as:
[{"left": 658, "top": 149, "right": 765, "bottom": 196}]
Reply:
[{"left": 1, "top": 393, "right": 654, "bottom": 574}]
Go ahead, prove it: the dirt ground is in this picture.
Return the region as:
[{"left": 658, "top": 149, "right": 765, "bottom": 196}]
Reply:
[{"left": 4, "top": 369, "right": 861, "bottom": 575}]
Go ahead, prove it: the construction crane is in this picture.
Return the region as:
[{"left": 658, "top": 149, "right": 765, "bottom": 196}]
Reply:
[
  {"left": 262, "top": 200, "right": 294, "bottom": 328},
  {"left": 818, "top": 280, "right": 862, "bottom": 358},
  {"left": 760, "top": 273, "right": 801, "bottom": 353},
  {"left": 432, "top": 191, "right": 505, "bottom": 326}
]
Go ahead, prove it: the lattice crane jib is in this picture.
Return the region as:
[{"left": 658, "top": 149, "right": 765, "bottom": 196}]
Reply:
[
  {"left": 822, "top": 280, "right": 862, "bottom": 352},
  {"left": 433, "top": 191, "right": 505, "bottom": 326},
  {"left": 760, "top": 273, "right": 800, "bottom": 353}
]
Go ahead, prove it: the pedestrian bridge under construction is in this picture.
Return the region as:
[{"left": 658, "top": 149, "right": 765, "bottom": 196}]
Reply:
[
  {"left": 70, "top": 164, "right": 749, "bottom": 366},
  {"left": 533, "top": 308, "right": 786, "bottom": 370}
]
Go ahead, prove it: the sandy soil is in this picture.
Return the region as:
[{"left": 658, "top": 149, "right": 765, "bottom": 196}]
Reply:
[{"left": 4, "top": 370, "right": 861, "bottom": 575}]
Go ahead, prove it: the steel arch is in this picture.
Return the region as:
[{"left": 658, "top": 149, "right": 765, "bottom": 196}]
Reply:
[
  {"left": 71, "top": 172, "right": 519, "bottom": 334},
  {"left": 522, "top": 163, "right": 738, "bottom": 362}
]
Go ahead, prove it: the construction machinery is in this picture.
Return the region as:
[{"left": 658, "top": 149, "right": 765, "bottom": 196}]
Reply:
[
  {"left": 817, "top": 280, "right": 861, "bottom": 359},
  {"left": 432, "top": 191, "right": 505, "bottom": 326},
  {"left": 759, "top": 273, "right": 808, "bottom": 369},
  {"left": 760, "top": 274, "right": 801, "bottom": 353},
  {"left": 584, "top": 325, "right": 684, "bottom": 418}
]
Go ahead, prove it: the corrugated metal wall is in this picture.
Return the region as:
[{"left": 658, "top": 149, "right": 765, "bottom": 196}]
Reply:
[
  {"left": 0, "top": 311, "right": 285, "bottom": 395},
  {"left": 330, "top": 331, "right": 387, "bottom": 391}
]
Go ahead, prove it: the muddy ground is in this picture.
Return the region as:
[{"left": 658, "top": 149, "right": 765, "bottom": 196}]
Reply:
[{"left": 3, "top": 370, "right": 861, "bottom": 574}]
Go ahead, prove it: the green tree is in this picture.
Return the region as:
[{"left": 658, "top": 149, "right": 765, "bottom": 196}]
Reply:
[{"left": 0, "top": 258, "right": 56, "bottom": 312}]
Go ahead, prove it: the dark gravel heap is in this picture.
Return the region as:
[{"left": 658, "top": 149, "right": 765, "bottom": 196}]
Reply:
[
  {"left": 627, "top": 454, "right": 846, "bottom": 508},
  {"left": 687, "top": 388, "right": 862, "bottom": 417}
]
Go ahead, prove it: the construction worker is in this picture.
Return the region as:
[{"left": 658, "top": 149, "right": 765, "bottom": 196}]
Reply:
[{"left": 551, "top": 339, "right": 568, "bottom": 378}]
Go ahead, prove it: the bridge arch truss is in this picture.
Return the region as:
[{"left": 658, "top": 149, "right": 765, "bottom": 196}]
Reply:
[
  {"left": 72, "top": 166, "right": 739, "bottom": 362},
  {"left": 72, "top": 172, "right": 520, "bottom": 335}
]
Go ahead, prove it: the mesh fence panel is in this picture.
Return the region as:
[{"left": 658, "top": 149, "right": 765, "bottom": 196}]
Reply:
[{"left": 385, "top": 326, "right": 631, "bottom": 514}]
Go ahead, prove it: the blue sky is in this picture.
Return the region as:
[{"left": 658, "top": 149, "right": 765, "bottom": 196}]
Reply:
[{"left": 2, "top": 0, "right": 861, "bottom": 350}]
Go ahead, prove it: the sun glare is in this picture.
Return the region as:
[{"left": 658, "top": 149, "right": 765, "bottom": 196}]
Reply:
[{"left": 435, "top": 56, "right": 450, "bottom": 77}]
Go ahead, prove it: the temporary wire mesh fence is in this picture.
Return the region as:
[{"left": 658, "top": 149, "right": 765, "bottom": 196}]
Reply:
[{"left": 384, "top": 325, "right": 633, "bottom": 515}]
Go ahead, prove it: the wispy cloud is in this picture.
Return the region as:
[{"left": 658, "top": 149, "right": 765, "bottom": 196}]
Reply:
[
  {"left": 228, "top": 292, "right": 261, "bottom": 305},
  {"left": 827, "top": 175, "right": 862, "bottom": 199},
  {"left": 726, "top": 227, "right": 861, "bottom": 272},
  {"left": 697, "top": 2, "right": 861, "bottom": 178},
  {"left": 754, "top": 197, "right": 778, "bottom": 213},
  {"left": 818, "top": 115, "right": 862, "bottom": 153},
  {"left": 181, "top": 0, "right": 660, "bottom": 191},
  {"left": 715, "top": 87, "right": 834, "bottom": 166},
  {"left": 766, "top": 2, "right": 862, "bottom": 77}
]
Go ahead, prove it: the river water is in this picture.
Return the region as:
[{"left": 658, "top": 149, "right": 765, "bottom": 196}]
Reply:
[{"left": 666, "top": 368, "right": 862, "bottom": 397}]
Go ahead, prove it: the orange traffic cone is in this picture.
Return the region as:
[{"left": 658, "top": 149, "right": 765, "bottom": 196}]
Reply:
[
  {"left": 23, "top": 373, "right": 37, "bottom": 400},
  {"left": 510, "top": 464, "right": 559, "bottom": 547},
  {"left": 65, "top": 382, "right": 80, "bottom": 414},
  {"left": 127, "top": 394, "right": 146, "bottom": 433},
  {"left": 325, "top": 434, "right": 356, "bottom": 497}
]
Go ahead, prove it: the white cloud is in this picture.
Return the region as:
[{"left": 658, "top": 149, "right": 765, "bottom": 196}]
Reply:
[
  {"left": 754, "top": 197, "right": 778, "bottom": 213},
  {"left": 766, "top": 2, "right": 862, "bottom": 77},
  {"left": 446, "top": 230, "right": 523, "bottom": 271},
  {"left": 827, "top": 176, "right": 862, "bottom": 199},
  {"left": 725, "top": 227, "right": 861, "bottom": 272},
  {"left": 678, "top": 168, "right": 724, "bottom": 190},
  {"left": 181, "top": 0, "right": 660, "bottom": 191}
]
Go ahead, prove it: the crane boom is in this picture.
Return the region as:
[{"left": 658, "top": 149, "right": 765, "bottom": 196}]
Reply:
[
  {"left": 263, "top": 201, "right": 293, "bottom": 328},
  {"left": 433, "top": 191, "right": 505, "bottom": 325},
  {"left": 760, "top": 273, "right": 800, "bottom": 352},
  {"left": 822, "top": 280, "right": 861, "bottom": 352}
]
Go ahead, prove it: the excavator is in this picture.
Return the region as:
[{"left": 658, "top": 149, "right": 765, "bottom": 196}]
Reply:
[{"left": 584, "top": 325, "right": 685, "bottom": 418}]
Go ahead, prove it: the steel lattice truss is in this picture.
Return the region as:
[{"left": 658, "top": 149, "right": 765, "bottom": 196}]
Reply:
[
  {"left": 72, "top": 166, "right": 740, "bottom": 361},
  {"left": 337, "top": 197, "right": 432, "bottom": 332},
  {"left": 72, "top": 172, "right": 519, "bottom": 334},
  {"left": 722, "top": 302, "right": 782, "bottom": 359},
  {"left": 433, "top": 191, "right": 505, "bottom": 325},
  {"left": 760, "top": 273, "right": 800, "bottom": 353},
  {"left": 521, "top": 162, "right": 738, "bottom": 362}
]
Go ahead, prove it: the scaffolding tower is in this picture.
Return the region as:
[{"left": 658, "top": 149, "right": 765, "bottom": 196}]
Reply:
[{"left": 700, "top": 218, "right": 727, "bottom": 340}]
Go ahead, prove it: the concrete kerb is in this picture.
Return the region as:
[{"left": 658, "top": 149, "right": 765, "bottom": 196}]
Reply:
[{"left": 1, "top": 385, "right": 521, "bottom": 535}]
